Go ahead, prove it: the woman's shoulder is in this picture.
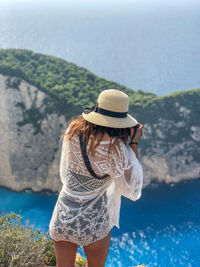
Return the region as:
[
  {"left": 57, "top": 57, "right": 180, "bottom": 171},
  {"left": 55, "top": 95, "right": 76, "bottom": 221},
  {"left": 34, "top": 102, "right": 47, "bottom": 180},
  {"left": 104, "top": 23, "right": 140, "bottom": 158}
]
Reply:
[
  {"left": 64, "top": 128, "right": 126, "bottom": 149},
  {"left": 94, "top": 133, "right": 115, "bottom": 144},
  {"left": 93, "top": 133, "right": 126, "bottom": 147}
]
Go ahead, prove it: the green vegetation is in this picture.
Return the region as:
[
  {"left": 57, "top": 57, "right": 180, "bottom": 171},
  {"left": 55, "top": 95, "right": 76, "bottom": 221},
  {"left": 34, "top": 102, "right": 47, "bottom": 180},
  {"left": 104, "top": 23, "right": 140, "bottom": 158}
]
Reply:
[
  {"left": 0, "top": 212, "right": 87, "bottom": 267},
  {"left": 0, "top": 212, "right": 55, "bottom": 266},
  {"left": 0, "top": 49, "right": 157, "bottom": 120},
  {"left": 0, "top": 48, "right": 199, "bottom": 133}
]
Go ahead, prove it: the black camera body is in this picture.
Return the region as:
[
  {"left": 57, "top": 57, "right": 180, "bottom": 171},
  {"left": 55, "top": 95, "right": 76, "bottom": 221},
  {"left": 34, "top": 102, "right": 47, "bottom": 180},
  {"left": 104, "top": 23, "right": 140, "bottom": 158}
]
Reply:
[{"left": 130, "top": 124, "right": 140, "bottom": 142}]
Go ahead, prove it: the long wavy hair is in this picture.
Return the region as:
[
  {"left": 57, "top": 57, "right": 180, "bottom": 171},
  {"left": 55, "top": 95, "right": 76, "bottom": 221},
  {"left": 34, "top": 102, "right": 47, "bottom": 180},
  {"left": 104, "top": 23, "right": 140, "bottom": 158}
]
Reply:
[{"left": 63, "top": 115, "right": 131, "bottom": 155}]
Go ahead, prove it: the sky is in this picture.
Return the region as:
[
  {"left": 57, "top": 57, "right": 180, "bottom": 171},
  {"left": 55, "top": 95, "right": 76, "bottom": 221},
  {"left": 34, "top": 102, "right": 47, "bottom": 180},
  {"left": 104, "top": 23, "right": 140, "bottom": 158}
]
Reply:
[{"left": 1, "top": 0, "right": 200, "bottom": 6}]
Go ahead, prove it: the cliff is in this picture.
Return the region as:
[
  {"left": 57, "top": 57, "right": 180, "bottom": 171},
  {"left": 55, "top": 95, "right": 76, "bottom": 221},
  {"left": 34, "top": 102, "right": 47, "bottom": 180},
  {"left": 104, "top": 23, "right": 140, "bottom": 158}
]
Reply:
[{"left": 0, "top": 49, "right": 199, "bottom": 192}]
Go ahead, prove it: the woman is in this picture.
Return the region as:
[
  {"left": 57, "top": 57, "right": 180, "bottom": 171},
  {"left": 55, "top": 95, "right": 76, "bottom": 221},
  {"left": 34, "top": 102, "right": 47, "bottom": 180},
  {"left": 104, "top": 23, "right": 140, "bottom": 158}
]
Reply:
[{"left": 49, "top": 89, "right": 144, "bottom": 267}]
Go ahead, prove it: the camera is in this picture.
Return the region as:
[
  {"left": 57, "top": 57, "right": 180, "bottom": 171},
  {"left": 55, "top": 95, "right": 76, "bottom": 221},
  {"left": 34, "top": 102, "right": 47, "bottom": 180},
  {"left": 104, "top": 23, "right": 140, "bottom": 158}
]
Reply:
[{"left": 131, "top": 124, "right": 140, "bottom": 139}]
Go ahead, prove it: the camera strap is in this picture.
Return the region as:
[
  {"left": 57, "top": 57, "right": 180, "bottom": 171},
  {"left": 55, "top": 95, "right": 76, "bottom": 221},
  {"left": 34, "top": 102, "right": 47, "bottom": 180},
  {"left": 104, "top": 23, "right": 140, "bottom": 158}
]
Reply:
[{"left": 79, "top": 134, "right": 109, "bottom": 180}]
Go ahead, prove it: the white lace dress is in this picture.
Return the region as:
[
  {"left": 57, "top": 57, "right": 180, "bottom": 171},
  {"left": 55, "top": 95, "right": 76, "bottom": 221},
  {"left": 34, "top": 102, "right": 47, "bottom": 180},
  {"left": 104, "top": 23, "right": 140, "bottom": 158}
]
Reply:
[{"left": 49, "top": 130, "right": 143, "bottom": 246}]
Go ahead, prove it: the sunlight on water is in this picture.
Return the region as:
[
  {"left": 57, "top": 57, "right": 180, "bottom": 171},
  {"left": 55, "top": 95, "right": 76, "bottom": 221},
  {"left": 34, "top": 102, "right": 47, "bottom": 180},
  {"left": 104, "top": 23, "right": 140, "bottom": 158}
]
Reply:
[
  {"left": 104, "top": 221, "right": 200, "bottom": 266},
  {"left": 0, "top": 178, "right": 200, "bottom": 266}
]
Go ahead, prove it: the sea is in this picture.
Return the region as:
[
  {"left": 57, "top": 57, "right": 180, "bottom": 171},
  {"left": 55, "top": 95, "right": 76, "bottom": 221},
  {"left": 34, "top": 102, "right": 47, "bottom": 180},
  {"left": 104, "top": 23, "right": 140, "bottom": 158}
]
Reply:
[
  {"left": 0, "top": 1, "right": 200, "bottom": 266},
  {"left": 0, "top": 0, "right": 200, "bottom": 95},
  {"left": 0, "top": 178, "right": 200, "bottom": 267}
]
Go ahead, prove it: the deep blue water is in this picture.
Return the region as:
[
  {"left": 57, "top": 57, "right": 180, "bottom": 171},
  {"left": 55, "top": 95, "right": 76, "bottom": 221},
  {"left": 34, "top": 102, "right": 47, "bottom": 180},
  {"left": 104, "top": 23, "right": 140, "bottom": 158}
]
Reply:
[
  {"left": 0, "top": 178, "right": 200, "bottom": 267},
  {"left": 0, "top": 0, "right": 200, "bottom": 95}
]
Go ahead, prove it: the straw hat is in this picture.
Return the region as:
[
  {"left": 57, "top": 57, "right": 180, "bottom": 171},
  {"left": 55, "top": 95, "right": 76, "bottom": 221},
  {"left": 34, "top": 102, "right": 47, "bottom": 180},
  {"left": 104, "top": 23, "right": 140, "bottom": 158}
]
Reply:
[{"left": 82, "top": 89, "right": 138, "bottom": 128}]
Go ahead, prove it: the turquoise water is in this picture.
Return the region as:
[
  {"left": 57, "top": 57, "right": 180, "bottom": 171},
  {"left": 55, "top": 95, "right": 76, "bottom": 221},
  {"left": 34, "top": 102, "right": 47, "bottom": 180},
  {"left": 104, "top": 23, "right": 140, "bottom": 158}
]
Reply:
[
  {"left": 0, "top": 0, "right": 200, "bottom": 95},
  {"left": 0, "top": 178, "right": 200, "bottom": 266}
]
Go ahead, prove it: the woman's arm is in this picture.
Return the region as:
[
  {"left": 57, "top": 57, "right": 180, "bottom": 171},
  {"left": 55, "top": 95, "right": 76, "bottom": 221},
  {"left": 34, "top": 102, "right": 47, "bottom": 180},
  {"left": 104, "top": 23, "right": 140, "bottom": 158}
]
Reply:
[{"left": 130, "top": 143, "right": 139, "bottom": 159}]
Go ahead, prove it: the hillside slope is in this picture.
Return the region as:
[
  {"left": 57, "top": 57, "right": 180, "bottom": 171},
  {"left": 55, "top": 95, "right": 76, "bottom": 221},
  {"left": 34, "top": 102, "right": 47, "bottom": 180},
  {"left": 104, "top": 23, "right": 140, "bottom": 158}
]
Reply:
[{"left": 0, "top": 49, "right": 199, "bottom": 192}]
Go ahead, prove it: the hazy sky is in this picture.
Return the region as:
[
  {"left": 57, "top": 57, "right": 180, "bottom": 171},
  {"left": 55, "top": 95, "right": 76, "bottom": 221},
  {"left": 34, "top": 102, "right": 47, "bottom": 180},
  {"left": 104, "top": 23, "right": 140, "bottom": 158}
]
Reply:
[
  {"left": 1, "top": 0, "right": 200, "bottom": 15},
  {"left": 1, "top": 0, "right": 200, "bottom": 6}
]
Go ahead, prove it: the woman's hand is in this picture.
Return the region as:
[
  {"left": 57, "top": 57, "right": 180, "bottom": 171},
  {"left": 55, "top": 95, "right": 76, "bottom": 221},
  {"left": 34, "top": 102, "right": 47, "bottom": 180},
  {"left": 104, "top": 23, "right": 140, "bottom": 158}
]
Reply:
[{"left": 130, "top": 123, "right": 143, "bottom": 142}]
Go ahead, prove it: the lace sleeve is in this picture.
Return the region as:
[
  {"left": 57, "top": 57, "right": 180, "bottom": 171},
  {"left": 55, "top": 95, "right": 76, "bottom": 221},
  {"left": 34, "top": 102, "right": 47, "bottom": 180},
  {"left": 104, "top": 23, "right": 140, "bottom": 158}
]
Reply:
[
  {"left": 59, "top": 127, "right": 70, "bottom": 185},
  {"left": 109, "top": 140, "right": 143, "bottom": 201}
]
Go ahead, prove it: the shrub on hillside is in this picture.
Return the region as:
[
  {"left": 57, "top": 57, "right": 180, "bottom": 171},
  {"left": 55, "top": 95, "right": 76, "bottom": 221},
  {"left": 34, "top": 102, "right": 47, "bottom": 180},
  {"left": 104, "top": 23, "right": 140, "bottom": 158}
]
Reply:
[{"left": 0, "top": 212, "right": 87, "bottom": 267}]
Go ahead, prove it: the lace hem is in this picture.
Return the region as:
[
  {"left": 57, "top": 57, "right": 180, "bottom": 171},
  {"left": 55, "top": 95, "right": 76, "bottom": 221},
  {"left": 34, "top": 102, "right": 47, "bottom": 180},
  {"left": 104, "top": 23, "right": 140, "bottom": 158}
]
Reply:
[{"left": 49, "top": 224, "right": 112, "bottom": 246}]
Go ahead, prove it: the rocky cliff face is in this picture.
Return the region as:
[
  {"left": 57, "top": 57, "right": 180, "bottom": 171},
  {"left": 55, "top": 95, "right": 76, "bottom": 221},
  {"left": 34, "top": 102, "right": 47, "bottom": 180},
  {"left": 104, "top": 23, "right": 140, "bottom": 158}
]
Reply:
[
  {"left": 140, "top": 108, "right": 200, "bottom": 187},
  {"left": 0, "top": 74, "right": 66, "bottom": 192},
  {"left": 0, "top": 73, "right": 199, "bottom": 192}
]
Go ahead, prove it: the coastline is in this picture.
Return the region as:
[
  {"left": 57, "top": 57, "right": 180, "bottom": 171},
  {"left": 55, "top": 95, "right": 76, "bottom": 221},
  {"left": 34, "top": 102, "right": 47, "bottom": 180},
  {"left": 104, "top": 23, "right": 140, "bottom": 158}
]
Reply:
[{"left": 1, "top": 177, "right": 200, "bottom": 195}]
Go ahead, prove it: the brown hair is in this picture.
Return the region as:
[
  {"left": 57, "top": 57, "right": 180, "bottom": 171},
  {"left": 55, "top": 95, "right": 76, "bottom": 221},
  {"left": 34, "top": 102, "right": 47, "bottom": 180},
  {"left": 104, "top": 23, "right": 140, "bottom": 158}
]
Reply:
[{"left": 62, "top": 115, "right": 131, "bottom": 156}]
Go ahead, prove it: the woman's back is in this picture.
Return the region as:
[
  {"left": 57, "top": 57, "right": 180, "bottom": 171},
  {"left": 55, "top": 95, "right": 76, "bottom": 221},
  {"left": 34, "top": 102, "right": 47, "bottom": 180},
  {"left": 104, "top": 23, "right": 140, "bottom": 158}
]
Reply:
[
  {"left": 49, "top": 131, "right": 116, "bottom": 245},
  {"left": 49, "top": 89, "right": 144, "bottom": 266}
]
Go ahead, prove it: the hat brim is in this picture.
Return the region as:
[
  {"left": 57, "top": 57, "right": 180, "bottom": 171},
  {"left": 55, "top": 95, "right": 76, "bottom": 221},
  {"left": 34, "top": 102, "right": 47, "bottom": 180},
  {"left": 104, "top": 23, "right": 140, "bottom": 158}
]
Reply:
[{"left": 82, "top": 111, "right": 138, "bottom": 128}]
